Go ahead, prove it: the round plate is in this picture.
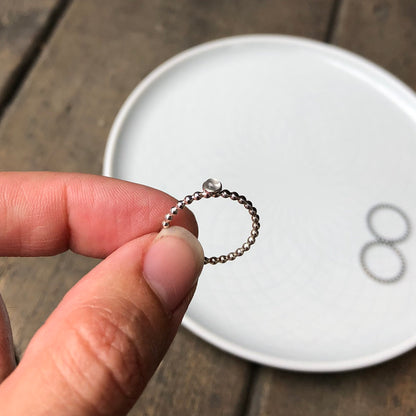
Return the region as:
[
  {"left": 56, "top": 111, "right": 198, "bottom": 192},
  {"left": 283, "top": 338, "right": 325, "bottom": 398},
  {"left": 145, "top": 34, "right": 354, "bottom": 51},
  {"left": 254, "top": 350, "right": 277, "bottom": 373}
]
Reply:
[{"left": 104, "top": 35, "right": 416, "bottom": 372}]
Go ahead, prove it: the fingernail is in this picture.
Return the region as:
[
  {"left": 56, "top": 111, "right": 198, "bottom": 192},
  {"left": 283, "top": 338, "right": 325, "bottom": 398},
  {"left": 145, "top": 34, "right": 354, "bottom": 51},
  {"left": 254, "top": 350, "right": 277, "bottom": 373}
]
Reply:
[{"left": 143, "top": 226, "right": 204, "bottom": 312}]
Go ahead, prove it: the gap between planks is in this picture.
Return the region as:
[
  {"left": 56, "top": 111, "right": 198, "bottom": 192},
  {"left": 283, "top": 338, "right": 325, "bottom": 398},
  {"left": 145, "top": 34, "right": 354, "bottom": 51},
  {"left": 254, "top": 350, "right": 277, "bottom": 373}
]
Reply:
[{"left": 0, "top": 0, "right": 72, "bottom": 120}]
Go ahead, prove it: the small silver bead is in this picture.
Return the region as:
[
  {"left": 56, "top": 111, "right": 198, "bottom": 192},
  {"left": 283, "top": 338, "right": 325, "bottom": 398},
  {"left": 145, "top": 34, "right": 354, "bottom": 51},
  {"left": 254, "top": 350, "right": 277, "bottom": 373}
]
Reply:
[
  {"left": 249, "top": 207, "right": 257, "bottom": 215},
  {"left": 162, "top": 220, "right": 170, "bottom": 228},
  {"left": 247, "top": 236, "right": 255, "bottom": 244},
  {"left": 227, "top": 252, "right": 236, "bottom": 261},
  {"left": 252, "top": 214, "right": 260, "bottom": 222},
  {"left": 165, "top": 213, "right": 173, "bottom": 221},
  {"left": 253, "top": 222, "right": 260, "bottom": 230},
  {"left": 193, "top": 191, "right": 203, "bottom": 200},
  {"left": 221, "top": 190, "right": 231, "bottom": 198},
  {"left": 219, "top": 255, "right": 227, "bottom": 263},
  {"left": 230, "top": 192, "right": 239, "bottom": 200},
  {"left": 251, "top": 229, "right": 259, "bottom": 237},
  {"left": 236, "top": 248, "right": 244, "bottom": 256},
  {"left": 177, "top": 200, "right": 185, "bottom": 209},
  {"left": 244, "top": 201, "right": 253, "bottom": 208},
  {"left": 184, "top": 195, "right": 193, "bottom": 204},
  {"left": 242, "top": 242, "right": 250, "bottom": 251},
  {"left": 171, "top": 206, "right": 178, "bottom": 215}
]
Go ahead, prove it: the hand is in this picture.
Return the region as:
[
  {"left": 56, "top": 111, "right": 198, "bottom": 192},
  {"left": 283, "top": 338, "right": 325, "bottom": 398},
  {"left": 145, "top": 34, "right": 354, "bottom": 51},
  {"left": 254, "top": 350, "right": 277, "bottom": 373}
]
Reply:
[{"left": 0, "top": 172, "right": 204, "bottom": 415}]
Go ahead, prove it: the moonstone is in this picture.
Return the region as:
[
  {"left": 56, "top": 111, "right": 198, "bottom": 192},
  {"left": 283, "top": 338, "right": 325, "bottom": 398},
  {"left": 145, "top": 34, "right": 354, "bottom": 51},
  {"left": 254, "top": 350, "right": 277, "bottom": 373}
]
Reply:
[{"left": 202, "top": 178, "right": 222, "bottom": 193}]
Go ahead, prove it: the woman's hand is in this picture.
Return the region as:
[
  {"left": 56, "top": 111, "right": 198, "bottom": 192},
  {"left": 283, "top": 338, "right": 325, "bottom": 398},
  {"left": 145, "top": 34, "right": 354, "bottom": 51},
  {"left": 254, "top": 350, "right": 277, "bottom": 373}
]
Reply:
[{"left": 0, "top": 172, "right": 204, "bottom": 415}]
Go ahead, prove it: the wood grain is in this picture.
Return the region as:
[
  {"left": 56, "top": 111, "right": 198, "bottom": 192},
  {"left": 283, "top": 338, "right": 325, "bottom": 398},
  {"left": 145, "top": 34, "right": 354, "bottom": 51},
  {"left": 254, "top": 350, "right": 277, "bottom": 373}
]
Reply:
[
  {"left": 0, "top": 0, "right": 64, "bottom": 108},
  {"left": 248, "top": 349, "right": 416, "bottom": 416},
  {"left": 0, "top": 0, "right": 336, "bottom": 415},
  {"left": 136, "top": 328, "right": 253, "bottom": 416},
  {"left": 333, "top": 0, "right": 416, "bottom": 88},
  {"left": 247, "top": 1, "right": 416, "bottom": 415}
]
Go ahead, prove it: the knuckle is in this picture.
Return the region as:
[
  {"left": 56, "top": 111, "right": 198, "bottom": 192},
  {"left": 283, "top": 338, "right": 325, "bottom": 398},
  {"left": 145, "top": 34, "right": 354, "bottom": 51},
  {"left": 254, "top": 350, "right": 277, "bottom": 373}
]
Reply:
[{"left": 62, "top": 302, "right": 157, "bottom": 401}]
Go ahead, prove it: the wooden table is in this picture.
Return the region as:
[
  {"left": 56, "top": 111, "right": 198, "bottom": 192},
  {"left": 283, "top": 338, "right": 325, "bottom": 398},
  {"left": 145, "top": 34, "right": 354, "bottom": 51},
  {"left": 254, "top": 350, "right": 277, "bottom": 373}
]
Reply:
[{"left": 1, "top": 1, "right": 416, "bottom": 414}]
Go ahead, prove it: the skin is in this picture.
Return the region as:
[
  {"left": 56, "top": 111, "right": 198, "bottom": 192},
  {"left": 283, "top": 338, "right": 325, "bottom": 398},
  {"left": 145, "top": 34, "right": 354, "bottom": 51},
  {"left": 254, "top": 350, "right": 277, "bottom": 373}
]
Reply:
[{"left": 0, "top": 172, "right": 203, "bottom": 416}]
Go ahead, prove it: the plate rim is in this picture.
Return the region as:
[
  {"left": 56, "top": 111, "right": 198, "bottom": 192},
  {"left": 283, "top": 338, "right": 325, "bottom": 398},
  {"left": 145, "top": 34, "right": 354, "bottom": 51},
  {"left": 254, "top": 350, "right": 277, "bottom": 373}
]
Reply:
[{"left": 103, "top": 34, "right": 416, "bottom": 372}]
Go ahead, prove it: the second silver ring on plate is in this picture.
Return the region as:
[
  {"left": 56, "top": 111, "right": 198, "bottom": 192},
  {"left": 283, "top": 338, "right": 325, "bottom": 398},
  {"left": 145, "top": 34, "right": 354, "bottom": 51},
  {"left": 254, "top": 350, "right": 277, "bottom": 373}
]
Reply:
[{"left": 367, "top": 203, "right": 411, "bottom": 244}]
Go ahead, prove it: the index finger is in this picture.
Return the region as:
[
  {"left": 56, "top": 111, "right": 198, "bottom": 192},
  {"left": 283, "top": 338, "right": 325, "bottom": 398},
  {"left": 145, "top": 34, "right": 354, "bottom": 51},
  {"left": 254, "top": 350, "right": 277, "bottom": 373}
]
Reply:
[{"left": 0, "top": 172, "right": 197, "bottom": 257}]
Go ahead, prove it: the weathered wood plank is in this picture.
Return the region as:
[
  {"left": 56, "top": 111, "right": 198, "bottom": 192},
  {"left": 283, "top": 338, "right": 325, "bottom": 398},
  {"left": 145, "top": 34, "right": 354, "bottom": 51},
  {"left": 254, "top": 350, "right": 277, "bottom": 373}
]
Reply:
[
  {"left": 136, "top": 328, "right": 253, "bottom": 416},
  {"left": 0, "top": 0, "right": 64, "bottom": 108},
  {"left": 0, "top": 253, "right": 99, "bottom": 358},
  {"left": 248, "top": 350, "right": 416, "bottom": 416},
  {"left": 247, "top": 1, "right": 416, "bottom": 415},
  {"left": 0, "top": 0, "right": 334, "bottom": 415},
  {"left": 333, "top": 0, "right": 416, "bottom": 89}
]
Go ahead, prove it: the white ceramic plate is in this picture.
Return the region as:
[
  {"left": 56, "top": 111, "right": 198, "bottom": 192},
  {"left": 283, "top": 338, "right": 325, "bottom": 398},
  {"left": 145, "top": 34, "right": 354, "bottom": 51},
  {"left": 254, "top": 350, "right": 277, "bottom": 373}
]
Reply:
[{"left": 104, "top": 35, "right": 416, "bottom": 372}]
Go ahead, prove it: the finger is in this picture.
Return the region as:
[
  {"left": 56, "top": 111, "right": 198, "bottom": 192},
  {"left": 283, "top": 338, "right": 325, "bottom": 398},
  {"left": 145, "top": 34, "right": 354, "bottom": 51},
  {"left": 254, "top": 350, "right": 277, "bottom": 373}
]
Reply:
[
  {"left": 0, "top": 226, "right": 204, "bottom": 415},
  {"left": 0, "top": 294, "right": 15, "bottom": 381},
  {"left": 0, "top": 172, "right": 197, "bottom": 257}
]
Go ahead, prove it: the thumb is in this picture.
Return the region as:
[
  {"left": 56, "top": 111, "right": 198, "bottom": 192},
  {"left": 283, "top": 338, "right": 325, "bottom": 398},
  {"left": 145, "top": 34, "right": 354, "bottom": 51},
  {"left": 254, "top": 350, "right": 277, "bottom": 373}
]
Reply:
[{"left": 0, "top": 226, "right": 204, "bottom": 416}]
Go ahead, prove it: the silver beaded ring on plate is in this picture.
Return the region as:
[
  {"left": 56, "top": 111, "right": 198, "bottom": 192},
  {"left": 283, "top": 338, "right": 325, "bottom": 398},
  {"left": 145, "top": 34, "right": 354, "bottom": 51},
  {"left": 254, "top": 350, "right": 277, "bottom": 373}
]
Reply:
[
  {"left": 360, "top": 241, "right": 406, "bottom": 283},
  {"left": 161, "top": 178, "right": 260, "bottom": 265},
  {"left": 367, "top": 203, "right": 411, "bottom": 244}
]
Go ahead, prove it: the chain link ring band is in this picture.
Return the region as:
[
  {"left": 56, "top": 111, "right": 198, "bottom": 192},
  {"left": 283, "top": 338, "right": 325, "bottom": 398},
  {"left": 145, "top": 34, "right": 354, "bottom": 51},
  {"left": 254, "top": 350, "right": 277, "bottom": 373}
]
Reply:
[{"left": 161, "top": 178, "right": 260, "bottom": 265}]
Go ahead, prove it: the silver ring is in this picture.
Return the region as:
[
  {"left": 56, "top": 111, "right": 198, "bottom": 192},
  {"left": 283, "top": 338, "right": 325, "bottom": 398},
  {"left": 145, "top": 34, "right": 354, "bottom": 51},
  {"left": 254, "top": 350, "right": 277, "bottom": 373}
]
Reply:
[
  {"left": 367, "top": 203, "right": 411, "bottom": 244},
  {"left": 360, "top": 241, "right": 406, "bottom": 283},
  {"left": 161, "top": 178, "right": 260, "bottom": 265}
]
